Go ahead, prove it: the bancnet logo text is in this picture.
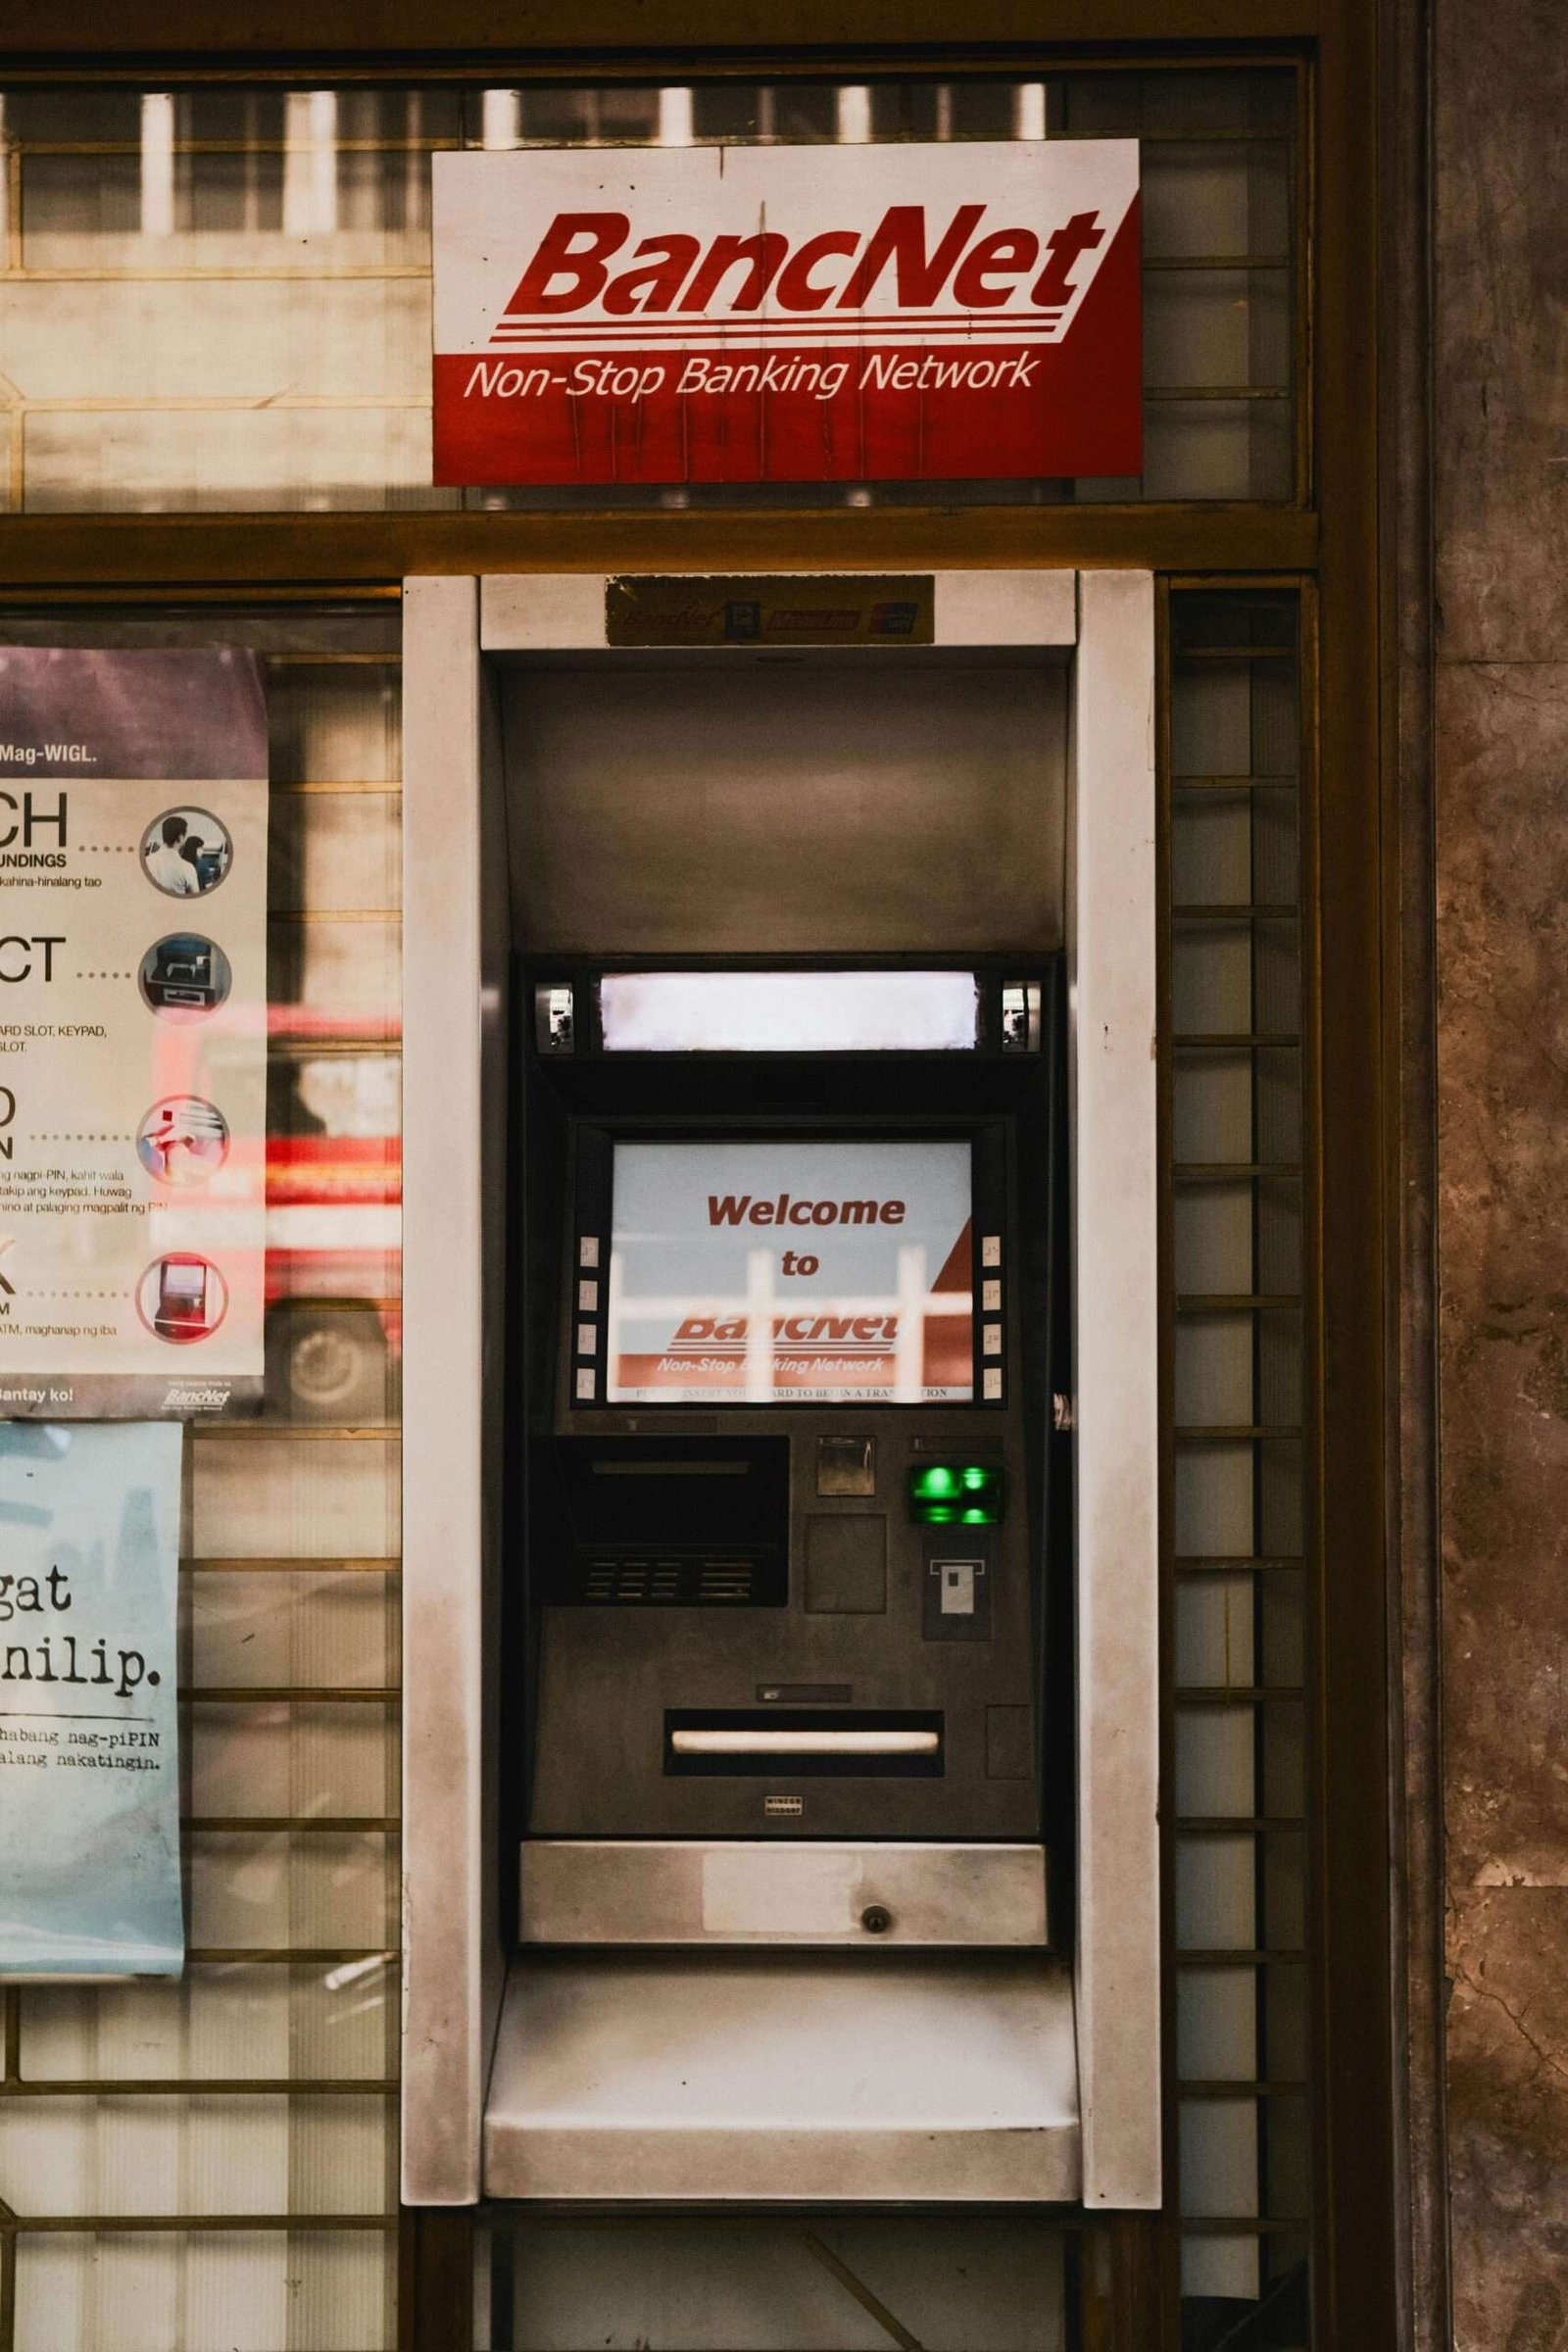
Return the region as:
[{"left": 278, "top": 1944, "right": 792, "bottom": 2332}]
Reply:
[
  {"left": 430, "top": 143, "right": 1143, "bottom": 484},
  {"left": 487, "top": 202, "right": 1106, "bottom": 347}
]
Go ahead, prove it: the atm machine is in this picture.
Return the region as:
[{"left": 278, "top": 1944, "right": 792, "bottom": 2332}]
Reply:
[{"left": 400, "top": 570, "right": 1158, "bottom": 2223}]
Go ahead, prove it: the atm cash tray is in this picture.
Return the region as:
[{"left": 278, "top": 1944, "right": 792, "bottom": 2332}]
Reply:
[{"left": 483, "top": 1948, "right": 1080, "bottom": 2203}]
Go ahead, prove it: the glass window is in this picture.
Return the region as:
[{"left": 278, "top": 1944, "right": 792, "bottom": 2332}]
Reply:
[
  {"left": 0, "top": 602, "right": 402, "bottom": 2352},
  {"left": 0, "top": 68, "right": 1298, "bottom": 514},
  {"left": 1165, "top": 588, "right": 1310, "bottom": 2347}
]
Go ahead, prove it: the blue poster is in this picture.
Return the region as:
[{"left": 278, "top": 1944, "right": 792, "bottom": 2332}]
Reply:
[{"left": 0, "top": 1421, "right": 183, "bottom": 1976}]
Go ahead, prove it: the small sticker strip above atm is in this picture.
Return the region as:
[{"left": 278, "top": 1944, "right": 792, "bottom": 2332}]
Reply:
[{"left": 601, "top": 575, "right": 937, "bottom": 649}]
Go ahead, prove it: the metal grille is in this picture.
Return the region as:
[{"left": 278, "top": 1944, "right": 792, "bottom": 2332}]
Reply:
[
  {"left": 0, "top": 609, "right": 403, "bottom": 2352},
  {"left": 0, "top": 67, "right": 1298, "bottom": 515},
  {"left": 577, "top": 1556, "right": 767, "bottom": 1604},
  {"left": 1164, "top": 589, "right": 1311, "bottom": 2348}
]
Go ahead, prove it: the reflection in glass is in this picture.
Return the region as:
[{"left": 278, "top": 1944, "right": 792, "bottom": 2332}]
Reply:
[{"left": 0, "top": 69, "right": 1297, "bottom": 512}]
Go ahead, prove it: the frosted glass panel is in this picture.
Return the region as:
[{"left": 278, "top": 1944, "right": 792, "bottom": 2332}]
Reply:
[
  {"left": 19, "top": 2231, "right": 395, "bottom": 2352},
  {"left": 23, "top": 1962, "right": 394, "bottom": 2082}
]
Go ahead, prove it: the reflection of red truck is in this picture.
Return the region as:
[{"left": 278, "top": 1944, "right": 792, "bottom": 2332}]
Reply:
[{"left": 265, "top": 1015, "right": 402, "bottom": 1422}]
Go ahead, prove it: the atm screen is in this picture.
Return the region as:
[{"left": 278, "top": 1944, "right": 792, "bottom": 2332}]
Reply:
[{"left": 606, "top": 1139, "right": 974, "bottom": 1405}]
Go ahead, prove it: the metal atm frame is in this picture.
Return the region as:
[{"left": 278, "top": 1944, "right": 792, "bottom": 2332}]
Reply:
[{"left": 400, "top": 568, "right": 1159, "bottom": 2213}]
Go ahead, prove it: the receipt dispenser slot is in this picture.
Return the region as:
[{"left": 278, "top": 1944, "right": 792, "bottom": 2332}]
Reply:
[{"left": 665, "top": 1711, "right": 945, "bottom": 1774}]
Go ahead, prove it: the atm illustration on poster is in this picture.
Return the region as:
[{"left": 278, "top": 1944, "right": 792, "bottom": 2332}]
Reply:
[
  {"left": 140, "top": 933, "right": 230, "bottom": 1014},
  {"left": 154, "top": 1254, "right": 210, "bottom": 1340}
]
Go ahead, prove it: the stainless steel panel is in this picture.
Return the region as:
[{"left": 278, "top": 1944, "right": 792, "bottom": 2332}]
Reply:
[
  {"left": 519, "top": 1839, "right": 1050, "bottom": 1947},
  {"left": 482, "top": 1951, "right": 1079, "bottom": 2204},
  {"left": 1071, "top": 569, "right": 1161, "bottom": 2209},
  {"left": 503, "top": 658, "right": 1066, "bottom": 956}
]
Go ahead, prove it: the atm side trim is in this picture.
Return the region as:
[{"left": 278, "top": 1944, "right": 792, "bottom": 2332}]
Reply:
[
  {"left": 1070, "top": 568, "right": 1161, "bottom": 2210},
  {"left": 401, "top": 573, "right": 490, "bottom": 2207}
]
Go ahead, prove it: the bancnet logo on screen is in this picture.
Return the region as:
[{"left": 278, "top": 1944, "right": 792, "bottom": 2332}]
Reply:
[
  {"left": 432, "top": 140, "right": 1140, "bottom": 485},
  {"left": 608, "top": 1141, "right": 975, "bottom": 1405}
]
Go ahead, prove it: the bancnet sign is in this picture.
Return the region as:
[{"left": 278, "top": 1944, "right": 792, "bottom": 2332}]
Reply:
[{"left": 431, "top": 140, "right": 1140, "bottom": 487}]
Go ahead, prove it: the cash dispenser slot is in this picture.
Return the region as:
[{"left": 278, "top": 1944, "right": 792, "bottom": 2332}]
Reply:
[
  {"left": 665, "top": 1709, "right": 944, "bottom": 1775},
  {"left": 548, "top": 1434, "right": 788, "bottom": 1606}
]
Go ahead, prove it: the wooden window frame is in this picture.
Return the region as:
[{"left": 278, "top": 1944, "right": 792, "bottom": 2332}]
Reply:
[{"left": 0, "top": 7, "right": 1400, "bottom": 2350}]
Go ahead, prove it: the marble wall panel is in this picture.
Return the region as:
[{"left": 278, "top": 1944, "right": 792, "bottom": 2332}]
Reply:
[
  {"left": 1436, "top": 1, "right": 1568, "bottom": 663},
  {"left": 1436, "top": 4, "right": 1568, "bottom": 2341}
]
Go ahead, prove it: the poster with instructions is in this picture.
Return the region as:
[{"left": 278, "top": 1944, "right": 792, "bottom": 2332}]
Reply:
[{"left": 0, "top": 647, "right": 268, "bottom": 1417}]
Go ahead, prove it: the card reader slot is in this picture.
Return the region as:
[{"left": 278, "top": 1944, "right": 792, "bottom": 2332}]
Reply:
[{"left": 665, "top": 1710, "right": 944, "bottom": 1777}]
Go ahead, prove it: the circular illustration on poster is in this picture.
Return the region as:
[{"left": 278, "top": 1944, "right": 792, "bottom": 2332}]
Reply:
[
  {"left": 136, "top": 1252, "right": 228, "bottom": 1345},
  {"left": 138, "top": 933, "right": 232, "bottom": 1022},
  {"left": 140, "top": 807, "right": 233, "bottom": 899},
  {"left": 136, "top": 1096, "right": 229, "bottom": 1189}
]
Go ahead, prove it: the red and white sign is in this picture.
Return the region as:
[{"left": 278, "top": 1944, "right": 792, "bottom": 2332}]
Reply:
[{"left": 432, "top": 140, "right": 1140, "bottom": 487}]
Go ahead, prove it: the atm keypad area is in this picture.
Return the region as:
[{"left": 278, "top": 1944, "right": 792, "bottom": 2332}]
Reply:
[{"left": 511, "top": 963, "right": 1067, "bottom": 1901}]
